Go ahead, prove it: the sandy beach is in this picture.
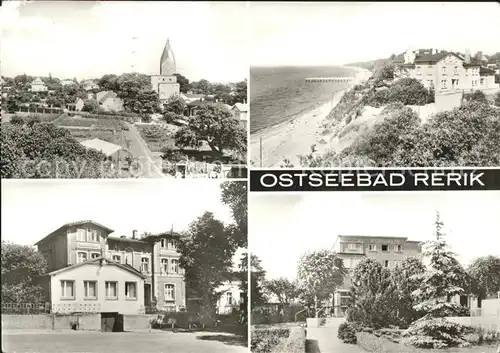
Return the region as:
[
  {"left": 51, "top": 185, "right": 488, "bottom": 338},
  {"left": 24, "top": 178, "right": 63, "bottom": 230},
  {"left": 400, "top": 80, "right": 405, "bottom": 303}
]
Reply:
[{"left": 250, "top": 67, "right": 372, "bottom": 167}]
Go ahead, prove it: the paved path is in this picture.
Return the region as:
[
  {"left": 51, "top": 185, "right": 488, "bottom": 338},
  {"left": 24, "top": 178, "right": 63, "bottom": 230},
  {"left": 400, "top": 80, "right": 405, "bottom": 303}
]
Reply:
[
  {"left": 123, "top": 123, "right": 165, "bottom": 178},
  {"left": 306, "top": 324, "right": 365, "bottom": 353},
  {"left": 3, "top": 330, "right": 247, "bottom": 353}
]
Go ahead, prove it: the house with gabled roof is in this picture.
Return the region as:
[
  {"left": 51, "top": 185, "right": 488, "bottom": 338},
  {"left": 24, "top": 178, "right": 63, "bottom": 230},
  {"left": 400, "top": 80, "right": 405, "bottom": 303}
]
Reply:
[
  {"left": 35, "top": 220, "right": 186, "bottom": 314},
  {"left": 232, "top": 103, "right": 248, "bottom": 128},
  {"left": 393, "top": 48, "right": 499, "bottom": 94},
  {"left": 30, "top": 77, "right": 48, "bottom": 92},
  {"left": 96, "top": 90, "right": 124, "bottom": 112}
]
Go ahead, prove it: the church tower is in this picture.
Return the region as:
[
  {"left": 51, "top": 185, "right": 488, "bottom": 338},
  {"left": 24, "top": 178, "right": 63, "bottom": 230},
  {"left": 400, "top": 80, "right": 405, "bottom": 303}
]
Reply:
[
  {"left": 160, "top": 39, "right": 176, "bottom": 75},
  {"left": 151, "top": 38, "right": 180, "bottom": 108}
]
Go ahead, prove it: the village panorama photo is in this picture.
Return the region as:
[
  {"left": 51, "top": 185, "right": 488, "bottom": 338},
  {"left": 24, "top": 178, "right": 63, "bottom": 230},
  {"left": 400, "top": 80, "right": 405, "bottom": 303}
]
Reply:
[
  {"left": 0, "top": 1, "right": 248, "bottom": 179},
  {"left": 1, "top": 179, "right": 249, "bottom": 353}
]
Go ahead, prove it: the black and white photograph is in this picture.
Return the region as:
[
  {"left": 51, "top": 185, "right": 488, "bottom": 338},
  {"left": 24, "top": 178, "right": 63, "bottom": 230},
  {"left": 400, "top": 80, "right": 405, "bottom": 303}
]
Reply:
[
  {"left": 0, "top": 1, "right": 248, "bottom": 179},
  {"left": 1, "top": 179, "right": 248, "bottom": 353},
  {"left": 250, "top": 191, "right": 500, "bottom": 353},
  {"left": 249, "top": 2, "right": 500, "bottom": 168}
]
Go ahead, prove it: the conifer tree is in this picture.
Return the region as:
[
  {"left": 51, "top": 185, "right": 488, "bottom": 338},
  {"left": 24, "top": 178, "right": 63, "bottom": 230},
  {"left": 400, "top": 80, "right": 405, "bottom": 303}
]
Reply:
[{"left": 412, "top": 212, "right": 468, "bottom": 318}]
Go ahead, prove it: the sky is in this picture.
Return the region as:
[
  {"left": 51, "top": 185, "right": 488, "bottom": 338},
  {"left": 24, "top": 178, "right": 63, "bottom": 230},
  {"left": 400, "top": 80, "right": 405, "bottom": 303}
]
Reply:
[
  {"left": 250, "top": 2, "right": 500, "bottom": 66},
  {"left": 0, "top": 1, "right": 248, "bottom": 82},
  {"left": 1, "top": 179, "right": 245, "bottom": 267},
  {"left": 250, "top": 191, "right": 500, "bottom": 280}
]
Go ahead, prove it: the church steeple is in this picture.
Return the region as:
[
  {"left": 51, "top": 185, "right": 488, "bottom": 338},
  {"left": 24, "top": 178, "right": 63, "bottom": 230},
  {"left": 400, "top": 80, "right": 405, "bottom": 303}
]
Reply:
[{"left": 160, "top": 39, "right": 176, "bottom": 75}]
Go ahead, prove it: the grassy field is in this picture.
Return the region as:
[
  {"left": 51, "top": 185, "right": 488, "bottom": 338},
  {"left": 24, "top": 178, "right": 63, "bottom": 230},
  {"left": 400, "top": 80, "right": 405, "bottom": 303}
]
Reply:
[
  {"left": 2, "top": 330, "right": 247, "bottom": 353},
  {"left": 136, "top": 124, "right": 178, "bottom": 152},
  {"left": 55, "top": 115, "right": 126, "bottom": 130}
]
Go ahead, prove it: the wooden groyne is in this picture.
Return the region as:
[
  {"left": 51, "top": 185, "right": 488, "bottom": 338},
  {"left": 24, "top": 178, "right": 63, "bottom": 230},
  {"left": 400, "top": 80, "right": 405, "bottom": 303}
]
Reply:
[{"left": 305, "top": 77, "right": 355, "bottom": 83}]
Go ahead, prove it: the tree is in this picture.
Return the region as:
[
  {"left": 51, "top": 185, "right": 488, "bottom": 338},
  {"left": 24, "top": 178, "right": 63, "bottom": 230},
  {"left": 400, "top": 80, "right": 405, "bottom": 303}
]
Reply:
[
  {"left": 173, "top": 73, "right": 191, "bottom": 93},
  {"left": 494, "top": 91, "right": 500, "bottom": 107},
  {"left": 1, "top": 241, "right": 48, "bottom": 303},
  {"left": 464, "top": 90, "right": 488, "bottom": 105},
  {"left": 174, "top": 103, "right": 247, "bottom": 155},
  {"left": 347, "top": 258, "right": 398, "bottom": 328},
  {"left": 190, "top": 79, "right": 212, "bottom": 95},
  {"left": 178, "top": 212, "right": 238, "bottom": 321},
  {"left": 392, "top": 257, "right": 427, "bottom": 327},
  {"left": 98, "top": 74, "right": 119, "bottom": 91},
  {"left": 220, "top": 181, "right": 247, "bottom": 248},
  {"left": 128, "top": 90, "right": 160, "bottom": 116},
  {"left": 264, "top": 277, "right": 300, "bottom": 305},
  {"left": 164, "top": 94, "right": 186, "bottom": 115},
  {"left": 240, "top": 253, "right": 266, "bottom": 328},
  {"left": 412, "top": 212, "right": 468, "bottom": 318},
  {"left": 467, "top": 256, "right": 500, "bottom": 303},
  {"left": 82, "top": 99, "right": 100, "bottom": 113},
  {"left": 297, "top": 249, "right": 346, "bottom": 318},
  {"left": 233, "top": 79, "right": 248, "bottom": 104}
]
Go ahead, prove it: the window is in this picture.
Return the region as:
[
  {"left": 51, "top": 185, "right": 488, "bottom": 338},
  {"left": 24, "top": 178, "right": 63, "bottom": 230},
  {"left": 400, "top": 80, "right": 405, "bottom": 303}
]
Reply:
[
  {"left": 77, "top": 229, "right": 86, "bottom": 241},
  {"left": 167, "top": 239, "right": 177, "bottom": 249},
  {"left": 442, "top": 66, "right": 446, "bottom": 74},
  {"left": 61, "top": 280, "right": 74, "bottom": 298},
  {"left": 384, "top": 260, "right": 389, "bottom": 268},
  {"left": 105, "top": 281, "right": 118, "bottom": 299},
  {"left": 91, "top": 252, "right": 100, "bottom": 259},
  {"left": 441, "top": 79, "right": 447, "bottom": 89},
  {"left": 381, "top": 245, "right": 388, "bottom": 252},
  {"left": 226, "top": 292, "right": 233, "bottom": 305},
  {"left": 125, "top": 282, "right": 137, "bottom": 299},
  {"left": 480, "top": 78, "right": 485, "bottom": 85},
  {"left": 87, "top": 230, "right": 101, "bottom": 242},
  {"left": 164, "top": 284, "right": 175, "bottom": 301},
  {"left": 161, "top": 258, "right": 168, "bottom": 273},
  {"left": 112, "top": 255, "right": 121, "bottom": 262},
  {"left": 170, "top": 259, "right": 179, "bottom": 273},
  {"left": 77, "top": 252, "right": 87, "bottom": 264},
  {"left": 141, "top": 258, "right": 149, "bottom": 273},
  {"left": 368, "top": 244, "right": 376, "bottom": 251},
  {"left": 454, "top": 66, "right": 458, "bottom": 75},
  {"left": 348, "top": 243, "right": 356, "bottom": 250},
  {"left": 160, "top": 239, "right": 167, "bottom": 248},
  {"left": 84, "top": 281, "right": 97, "bottom": 299},
  {"left": 396, "top": 245, "right": 402, "bottom": 252}
]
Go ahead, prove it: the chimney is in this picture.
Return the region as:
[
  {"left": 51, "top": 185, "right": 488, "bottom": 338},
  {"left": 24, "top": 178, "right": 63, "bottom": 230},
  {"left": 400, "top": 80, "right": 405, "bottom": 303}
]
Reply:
[{"left": 132, "top": 230, "right": 138, "bottom": 239}]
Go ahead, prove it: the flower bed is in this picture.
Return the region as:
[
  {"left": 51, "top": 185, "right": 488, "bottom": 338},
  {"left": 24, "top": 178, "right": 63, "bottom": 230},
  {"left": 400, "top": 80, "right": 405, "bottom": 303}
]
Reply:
[{"left": 251, "top": 326, "right": 306, "bottom": 353}]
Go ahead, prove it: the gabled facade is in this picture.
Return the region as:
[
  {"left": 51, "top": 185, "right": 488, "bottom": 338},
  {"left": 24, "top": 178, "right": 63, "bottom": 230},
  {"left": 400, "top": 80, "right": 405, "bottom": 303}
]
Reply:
[
  {"left": 35, "top": 221, "right": 186, "bottom": 313},
  {"left": 30, "top": 77, "right": 48, "bottom": 92},
  {"left": 393, "top": 48, "right": 499, "bottom": 93}
]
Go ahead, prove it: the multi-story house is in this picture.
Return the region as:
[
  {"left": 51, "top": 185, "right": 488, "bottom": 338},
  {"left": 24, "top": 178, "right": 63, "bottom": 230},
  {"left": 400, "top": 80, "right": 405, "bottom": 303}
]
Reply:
[
  {"left": 393, "top": 48, "right": 499, "bottom": 94},
  {"left": 30, "top": 77, "right": 48, "bottom": 92},
  {"left": 331, "top": 235, "right": 422, "bottom": 316},
  {"left": 35, "top": 220, "right": 186, "bottom": 315},
  {"left": 215, "top": 273, "right": 244, "bottom": 315}
]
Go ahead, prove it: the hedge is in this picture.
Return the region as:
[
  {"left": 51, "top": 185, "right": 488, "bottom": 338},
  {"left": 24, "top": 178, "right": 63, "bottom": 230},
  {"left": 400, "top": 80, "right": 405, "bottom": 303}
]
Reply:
[
  {"left": 272, "top": 327, "right": 306, "bottom": 353},
  {"left": 251, "top": 327, "right": 290, "bottom": 353}
]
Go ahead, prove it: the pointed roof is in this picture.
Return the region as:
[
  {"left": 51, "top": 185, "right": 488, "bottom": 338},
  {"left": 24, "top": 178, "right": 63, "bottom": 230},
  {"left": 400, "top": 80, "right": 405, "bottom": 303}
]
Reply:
[
  {"left": 35, "top": 220, "right": 114, "bottom": 246},
  {"left": 31, "top": 77, "right": 44, "bottom": 85},
  {"left": 160, "top": 38, "right": 176, "bottom": 75},
  {"left": 233, "top": 103, "right": 248, "bottom": 112},
  {"left": 44, "top": 257, "right": 146, "bottom": 279}
]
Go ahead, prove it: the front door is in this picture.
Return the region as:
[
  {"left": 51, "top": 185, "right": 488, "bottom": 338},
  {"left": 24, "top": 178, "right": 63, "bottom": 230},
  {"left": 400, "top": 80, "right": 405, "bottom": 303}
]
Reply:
[{"left": 144, "top": 283, "right": 152, "bottom": 307}]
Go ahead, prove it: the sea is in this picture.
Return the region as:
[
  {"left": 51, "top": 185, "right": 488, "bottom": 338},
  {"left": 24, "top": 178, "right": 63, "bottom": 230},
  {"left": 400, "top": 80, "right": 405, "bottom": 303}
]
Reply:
[{"left": 250, "top": 66, "right": 357, "bottom": 134}]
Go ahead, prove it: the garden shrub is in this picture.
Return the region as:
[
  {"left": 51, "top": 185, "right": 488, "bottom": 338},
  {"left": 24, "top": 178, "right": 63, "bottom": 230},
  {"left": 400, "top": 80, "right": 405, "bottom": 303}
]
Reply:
[
  {"left": 272, "top": 327, "right": 306, "bottom": 353},
  {"left": 401, "top": 318, "right": 474, "bottom": 349},
  {"left": 494, "top": 91, "right": 500, "bottom": 107},
  {"left": 338, "top": 322, "right": 357, "bottom": 344},
  {"left": 251, "top": 327, "right": 290, "bottom": 353},
  {"left": 463, "top": 90, "right": 488, "bottom": 104}
]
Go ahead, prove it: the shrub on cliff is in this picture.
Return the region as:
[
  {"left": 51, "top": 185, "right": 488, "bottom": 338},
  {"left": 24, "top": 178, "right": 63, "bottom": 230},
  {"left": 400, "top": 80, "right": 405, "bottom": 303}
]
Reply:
[{"left": 387, "top": 78, "right": 431, "bottom": 105}]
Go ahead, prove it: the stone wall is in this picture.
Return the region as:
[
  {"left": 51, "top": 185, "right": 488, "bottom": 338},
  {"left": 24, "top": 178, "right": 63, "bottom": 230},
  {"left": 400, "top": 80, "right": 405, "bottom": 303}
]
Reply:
[
  {"left": 1, "top": 313, "right": 100, "bottom": 331},
  {"left": 123, "top": 314, "right": 152, "bottom": 331}
]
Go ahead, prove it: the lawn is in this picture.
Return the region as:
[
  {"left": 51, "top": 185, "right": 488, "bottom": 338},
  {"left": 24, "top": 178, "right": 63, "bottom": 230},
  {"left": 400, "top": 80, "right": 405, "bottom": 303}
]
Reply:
[
  {"left": 2, "top": 330, "right": 247, "bottom": 353},
  {"left": 66, "top": 128, "right": 131, "bottom": 150},
  {"left": 55, "top": 115, "right": 127, "bottom": 130}
]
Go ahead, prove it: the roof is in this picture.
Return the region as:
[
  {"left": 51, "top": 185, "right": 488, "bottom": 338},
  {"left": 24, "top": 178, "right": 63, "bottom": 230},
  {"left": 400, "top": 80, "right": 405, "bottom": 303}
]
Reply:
[
  {"left": 96, "top": 90, "right": 118, "bottom": 104},
  {"left": 186, "top": 99, "right": 211, "bottom": 107},
  {"left": 31, "top": 77, "right": 44, "bottom": 85},
  {"left": 337, "top": 235, "right": 410, "bottom": 241},
  {"left": 45, "top": 257, "right": 146, "bottom": 279},
  {"left": 233, "top": 103, "right": 248, "bottom": 112},
  {"left": 107, "top": 236, "right": 150, "bottom": 244},
  {"left": 414, "top": 51, "right": 463, "bottom": 64},
  {"left": 480, "top": 66, "right": 496, "bottom": 76},
  {"left": 80, "top": 138, "right": 122, "bottom": 156},
  {"left": 35, "top": 220, "right": 114, "bottom": 246},
  {"left": 183, "top": 93, "right": 205, "bottom": 99}
]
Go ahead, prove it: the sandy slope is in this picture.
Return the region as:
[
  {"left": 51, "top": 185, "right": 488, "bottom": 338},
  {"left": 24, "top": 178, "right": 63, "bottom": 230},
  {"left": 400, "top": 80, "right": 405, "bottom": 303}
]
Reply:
[{"left": 250, "top": 67, "right": 371, "bottom": 167}]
